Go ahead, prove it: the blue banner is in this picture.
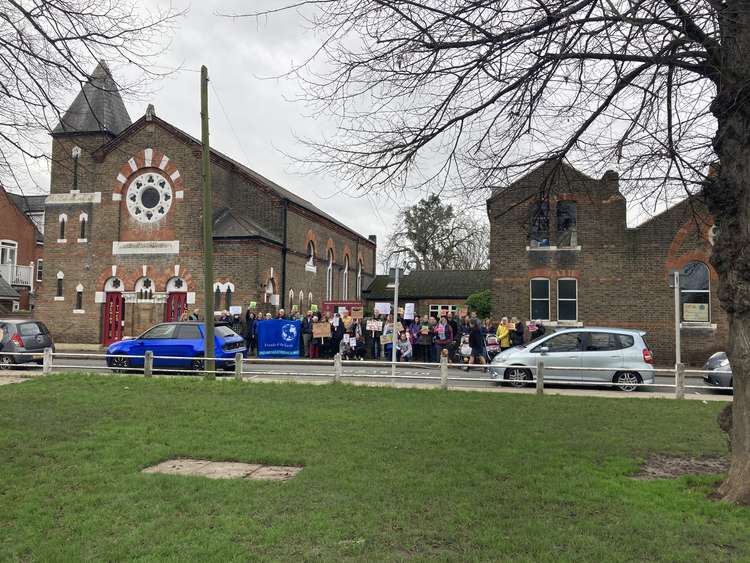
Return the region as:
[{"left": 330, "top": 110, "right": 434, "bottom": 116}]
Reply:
[{"left": 257, "top": 319, "right": 301, "bottom": 359}]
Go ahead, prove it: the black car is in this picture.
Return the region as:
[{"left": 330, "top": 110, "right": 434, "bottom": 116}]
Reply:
[
  {"left": 703, "top": 351, "right": 733, "bottom": 391},
  {"left": 0, "top": 319, "right": 55, "bottom": 369}
]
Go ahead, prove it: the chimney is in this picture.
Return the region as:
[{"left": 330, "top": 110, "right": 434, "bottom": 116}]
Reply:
[{"left": 368, "top": 235, "right": 377, "bottom": 245}]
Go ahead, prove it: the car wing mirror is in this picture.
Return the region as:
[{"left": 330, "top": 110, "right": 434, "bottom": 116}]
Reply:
[{"left": 539, "top": 346, "right": 549, "bottom": 355}]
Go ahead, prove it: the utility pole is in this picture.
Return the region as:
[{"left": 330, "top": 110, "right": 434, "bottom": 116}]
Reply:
[
  {"left": 201, "top": 65, "right": 215, "bottom": 379},
  {"left": 391, "top": 266, "right": 400, "bottom": 378}
]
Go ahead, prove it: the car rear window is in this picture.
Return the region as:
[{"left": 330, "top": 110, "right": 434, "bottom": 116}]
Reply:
[
  {"left": 178, "top": 324, "right": 202, "bottom": 340},
  {"left": 214, "top": 326, "right": 238, "bottom": 338},
  {"left": 19, "top": 322, "right": 43, "bottom": 337},
  {"left": 617, "top": 334, "right": 635, "bottom": 348}
]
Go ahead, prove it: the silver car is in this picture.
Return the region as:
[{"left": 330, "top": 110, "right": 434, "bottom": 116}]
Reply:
[
  {"left": 703, "top": 351, "right": 733, "bottom": 391},
  {"left": 489, "top": 327, "right": 655, "bottom": 392}
]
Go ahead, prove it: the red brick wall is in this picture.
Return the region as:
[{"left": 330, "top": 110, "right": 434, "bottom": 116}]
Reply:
[{"left": 0, "top": 188, "right": 42, "bottom": 309}]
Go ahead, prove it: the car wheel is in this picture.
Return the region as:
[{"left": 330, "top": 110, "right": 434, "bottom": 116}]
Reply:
[
  {"left": 505, "top": 367, "right": 531, "bottom": 387},
  {"left": 191, "top": 358, "right": 205, "bottom": 372},
  {"left": 614, "top": 371, "right": 642, "bottom": 392},
  {"left": 110, "top": 355, "right": 130, "bottom": 373},
  {"left": 0, "top": 355, "right": 13, "bottom": 370}
]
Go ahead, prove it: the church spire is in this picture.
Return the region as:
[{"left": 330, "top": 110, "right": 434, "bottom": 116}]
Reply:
[{"left": 53, "top": 61, "right": 132, "bottom": 136}]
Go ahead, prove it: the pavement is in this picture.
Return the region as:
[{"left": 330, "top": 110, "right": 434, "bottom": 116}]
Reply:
[{"left": 0, "top": 351, "right": 732, "bottom": 401}]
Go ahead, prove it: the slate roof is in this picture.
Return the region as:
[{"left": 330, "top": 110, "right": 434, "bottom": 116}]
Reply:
[
  {"left": 53, "top": 61, "right": 132, "bottom": 136},
  {"left": 213, "top": 207, "right": 281, "bottom": 243},
  {"left": 363, "top": 270, "right": 491, "bottom": 300},
  {"left": 0, "top": 275, "right": 20, "bottom": 300}
]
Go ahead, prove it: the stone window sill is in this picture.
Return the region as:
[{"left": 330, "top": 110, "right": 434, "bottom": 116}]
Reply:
[
  {"left": 54, "top": 296, "right": 64, "bottom": 301},
  {"left": 73, "top": 309, "right": 85, "bottom": 314},
  {"left": 526, "top": 245, "right": 582, "bottom": 252},
  {"left": 77, "top": 238, "right": 87, "bottom": 243},
  {"left": 680, "top": 322, "right": 716, "bottom": 330},
  {"left": 57, "top": 239, "right": 67, "bottom": 244},
  {"left": 305, "top": 264, "right": 317, "bottom": 273}
]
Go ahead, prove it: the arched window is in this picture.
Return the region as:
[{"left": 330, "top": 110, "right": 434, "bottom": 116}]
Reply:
[
  {"left": 79, "top": 212, "right": 88, "bottom": 241},
  {"left": 556, "top": 201, "right": 577, "bottom": 247},
  {"left": 680, "top": 261, "right": 710, "bottom": 322},
  {"left": 58, "top": 214, "right": 67, "bottom": 241},
  {"left": 134, "top": 277, "right": 154, "bottom": 300},
  {"left": 308, "top": 291, "right": 313, "bottom": 309},
  {"left": 356, "top": 260, "right": 363, "bottom": 299},
  {"left": 326, "top": 249, "right": 334, "bottom": 301},
  {"left": 214, "top": 286, "right": 222, "bottom": 309},
  {"left": 56, "top": 271, "right": 64, "bottom": 299},
  {"left": 75, "top": 284, "right": 84, "bottom": 310},
  {"left": 264, "top": 279, "right": 275, "bottom": 303},
  {"left": 298, "top": 290, "right": 304, "bottom": 311},
  {"left": 342, "top": 256, "right": 349, "bottom": 300},
  {"left": 306, "top": 241, "right": 316, "bottom": 272},
  {"left": 104, "top": 277, "right": 123, "bottom": 292},
  {"left": 224, "top": 287, "right": 232, "bottom": 309},
  {"left": 288, "top": 289, "right": 295, "bottom": 309},
  {"left": 528, "top": 201, "right": 549, "bottom": 247}
]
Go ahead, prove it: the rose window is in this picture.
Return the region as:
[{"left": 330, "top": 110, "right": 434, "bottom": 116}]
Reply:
[{"left": 126, "top": 171, "right": 173, "bottom": 223}]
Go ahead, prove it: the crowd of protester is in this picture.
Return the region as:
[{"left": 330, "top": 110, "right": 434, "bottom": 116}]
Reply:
[{"left": 238, "top": 307, "right": 547, "bottom": 363}]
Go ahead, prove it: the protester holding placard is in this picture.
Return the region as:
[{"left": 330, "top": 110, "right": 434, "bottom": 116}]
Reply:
[
  {"left": 369, "top": 313, "right": 383, "bottom": 360},
  {"left": 496, "top": 317, "right": 512, "bottom": 351},
  {"left": 435, "top": 315, "right": 454, "bottom": 360},
  {"left": 414, "top": 316, "right": 433, "bottom": 362}
]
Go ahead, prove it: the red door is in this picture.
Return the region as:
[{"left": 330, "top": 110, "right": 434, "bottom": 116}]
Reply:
[
  {"left": 165, "top": 292, "right": 188, "bottom": 322},
  {"left": 102, "top": 292, "right": 125, "bottom": 346}
]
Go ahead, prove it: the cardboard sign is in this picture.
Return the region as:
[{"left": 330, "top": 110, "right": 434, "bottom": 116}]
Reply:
[
  {"left": 351, "top": 306, "right": 364, "bottom": 319},
  {"left": 313, "top": 322, "right": 331, "bottom": 339},
  {"left": 404, "top": 303, "right": 415, "bottom": 320},
  {"left": 366, "top": 319, "right": 382, "bottom": 332},
  {"left": 311, "top": 304, "right": 319, "bottom": 312},
  {"left": 249, "top": 301, "right": 257, "bottom": 310},
  {"left": 332, "top": 317, "right": 340, "bottom": 328},
  {"left": 374, "top": 302, "right": 391, "bottom": 315},
  {"left": 229, "top": 306, "right": 242, "bottom": 316},
  {"left": 291, "top": 304, "right": 299, "bottom": 312},
  {"left": 343, "top": 334, "right": 351, "bottom": 344},
  {"left": 420, "top": 326, "right": 429, "bottom": 335},
  {"left": 338, "top": 306, "right": 348, "bottom": 316},
  {"left": 392, "top": 322, "right": 404, "bottom": 333}
]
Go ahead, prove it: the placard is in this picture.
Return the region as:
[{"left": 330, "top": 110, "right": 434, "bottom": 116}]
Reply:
[
  {"left": 343, "top": 334, "right": 351, "bottom": 344},
  {"left": 311, "top": 304, "right": 318, "bottom": 312},
  {"left": 292, "top": 304, "right": 299, "bottom": 312},
  {"left": 249, "top": 301, "right": 257, "bottom": 310},
  {"left": 313, "top": 322, "right": 331, "bottom": 339},
  {"left": 683, "top": 303, "right": 709, "bottom": 322},
  {"left": 374, "top": 302, "right": 391, "bottom": 315},
  {"left": 366, "top": 319, "right": 382, "bottom": 332},
  {"left": 229, "top": 305, "right": 242, "bottom": 316},
  {"left": 351, "top": 306, "right": 364, "bottom": 319},
  {"left": 404, "top": 303, "right": 415, "bottom": 320},
  {"left": 338, "top": 306, "right": 348, "bottom": 316}
]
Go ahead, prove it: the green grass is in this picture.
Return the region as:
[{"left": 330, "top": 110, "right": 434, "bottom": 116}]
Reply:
[{"left": 0, "top": 375, "right": 746, "bottom": 562}]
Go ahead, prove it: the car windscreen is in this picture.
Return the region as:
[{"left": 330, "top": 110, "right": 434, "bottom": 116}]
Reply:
[{"left": 214, "top": 326, "right": 238, "bottom": 338}]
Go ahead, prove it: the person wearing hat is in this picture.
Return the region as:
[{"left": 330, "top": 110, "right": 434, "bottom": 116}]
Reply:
[{"left": 496, "top": 317, "right": 512, "bottom": 351}]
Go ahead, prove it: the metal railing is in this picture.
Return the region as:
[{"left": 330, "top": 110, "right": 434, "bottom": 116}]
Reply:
[
  {"left": 0, "top": 348, "right": 730, "bottom": 399},
  {"left": 0, "top": 263, "right": 33, "bottom": 287}
]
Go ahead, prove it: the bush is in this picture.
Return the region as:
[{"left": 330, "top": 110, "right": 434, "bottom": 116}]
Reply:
[{"left": 466, "top": 289, "right": 491, "bottom": 318}]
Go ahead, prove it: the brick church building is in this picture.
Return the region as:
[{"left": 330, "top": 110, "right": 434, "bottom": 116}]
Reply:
[
  {"left": 488, "top": 161, "right": 726, "bottom": 365},
  {"left": 36, "top": 62, "right": 376, "bottom": 345}
]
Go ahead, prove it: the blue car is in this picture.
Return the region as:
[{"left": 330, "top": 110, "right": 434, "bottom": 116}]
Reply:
[{"left": 106, "top": 322, "right": 246, "bottom": 372}]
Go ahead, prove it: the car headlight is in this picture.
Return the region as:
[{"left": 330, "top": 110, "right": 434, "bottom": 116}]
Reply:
[{"left": 719, "top": 358, "right": 730, "bottom": 367}]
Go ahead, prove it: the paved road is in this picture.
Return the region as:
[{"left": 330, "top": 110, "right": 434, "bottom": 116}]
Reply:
[{"left": 19, "top": 354, "right": 727, "bottom": 397}]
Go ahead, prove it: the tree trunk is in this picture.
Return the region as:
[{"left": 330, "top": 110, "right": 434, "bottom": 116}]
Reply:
[{"left": 707, "top": 5, "right": 750, "bottom": 498}]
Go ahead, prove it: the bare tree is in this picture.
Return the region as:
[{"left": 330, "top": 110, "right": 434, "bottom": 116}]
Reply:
[
  {"left": 234, "top": 0, "right": 750, "bottom": 503},
  {"left": 380, "top": 194, "right": 489, "bottom": 272},
  {"left": 0, "top": 0, "right": 181, "bottom": 191}
]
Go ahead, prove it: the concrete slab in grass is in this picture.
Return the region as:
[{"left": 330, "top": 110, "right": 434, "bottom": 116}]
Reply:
[{"left": 143, "top": 459, "right": 302, "bottom": 481}]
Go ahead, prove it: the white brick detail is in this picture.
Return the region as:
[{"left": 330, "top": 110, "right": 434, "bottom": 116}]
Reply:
[
  {"left": 170, "top": 170, "right": 180, "bottom": 181},
  {"left": 112, "top": 193, "right": 122, "bottom": 201},
  {"left": 117, "top": 173, "right": 127, "bottom": 184},
  {"left": 144, "top": 148, "right": 153, "bottom": 167},
  {"left": 128, "top": 158, "right": 137, "bottom": 172},
  {"left": 159, "top": 155, "right": 169, "bottom": 170},
  {"left": 175, "top": 190, "right": 184, "bottom": 199}
]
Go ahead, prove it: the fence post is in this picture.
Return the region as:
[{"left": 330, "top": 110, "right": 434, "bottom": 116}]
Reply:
[
  {"left": 440, "top": 355, "right": 448, "bottom": 390},
  {"left": 536, "top": 360, "right": 545, "bottom": 396},
  {"left": 42, "top": 347, "right": 53, "bottom": 375},
  {"left": 675, "top": 362, "right": 685, "bottom": 399},
  {"left": 144, "top": 351, "right": 153, "bottom": 378},
  {"left": 234, "top": 352, "right": 243, "bottom": 381},
  {"left": 334, "top": 353, "right": 342, "bottom": 383}
]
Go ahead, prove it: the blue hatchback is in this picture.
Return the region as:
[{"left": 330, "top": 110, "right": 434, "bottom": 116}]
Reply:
[{"left": 106, "top": 322, "right": 246, "bottom": 372}]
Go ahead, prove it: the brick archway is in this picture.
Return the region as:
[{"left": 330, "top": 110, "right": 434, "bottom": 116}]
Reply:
[{"left": 112, "top": 147, "right": 184, "bottom": 200}]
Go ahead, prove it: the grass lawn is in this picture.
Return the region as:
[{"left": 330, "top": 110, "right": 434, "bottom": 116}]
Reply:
[{"left": 0, "top": 375, "right": 746, "bottom": 561}]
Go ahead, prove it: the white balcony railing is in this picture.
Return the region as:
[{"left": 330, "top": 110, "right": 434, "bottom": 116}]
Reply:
[{"left": 0, "top": 263, "right": 33, "bottom": 287}]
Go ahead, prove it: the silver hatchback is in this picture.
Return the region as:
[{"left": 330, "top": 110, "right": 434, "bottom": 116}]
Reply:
[{"left": 489, "top": 327, "right": 655, "bottom": 392}]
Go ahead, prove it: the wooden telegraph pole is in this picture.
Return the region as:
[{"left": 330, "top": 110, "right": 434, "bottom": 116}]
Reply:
[{"left": 201, "top": 65, "right": 215, "bottom": 379}]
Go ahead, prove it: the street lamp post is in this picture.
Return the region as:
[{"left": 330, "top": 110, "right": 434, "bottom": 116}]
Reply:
[
  {"left": 391, "top": 266, "right": 400, "bottom": 378},
  {"left": 669, "top": 269, "right": 681, "bottom": 367}
]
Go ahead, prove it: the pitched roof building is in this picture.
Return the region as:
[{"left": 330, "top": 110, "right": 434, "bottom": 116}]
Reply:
[{"left": 36, "top": 62, "right": 377, "bottom": 344}]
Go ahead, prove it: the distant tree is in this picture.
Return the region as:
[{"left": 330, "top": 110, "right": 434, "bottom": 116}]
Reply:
[
  {"left": 466, "top": 290, "right": 492, "bottom": 319},
  {"left": 0, "top": 1, "right": 180, "bottom": 190},
  {"left": 381, "top": 194, "right": 488, "bottom": 272}
]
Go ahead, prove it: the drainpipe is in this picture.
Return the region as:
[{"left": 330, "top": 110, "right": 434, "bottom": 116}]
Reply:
[{"left": 280, "top": 199, "right": 288, "bottom": 308}]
